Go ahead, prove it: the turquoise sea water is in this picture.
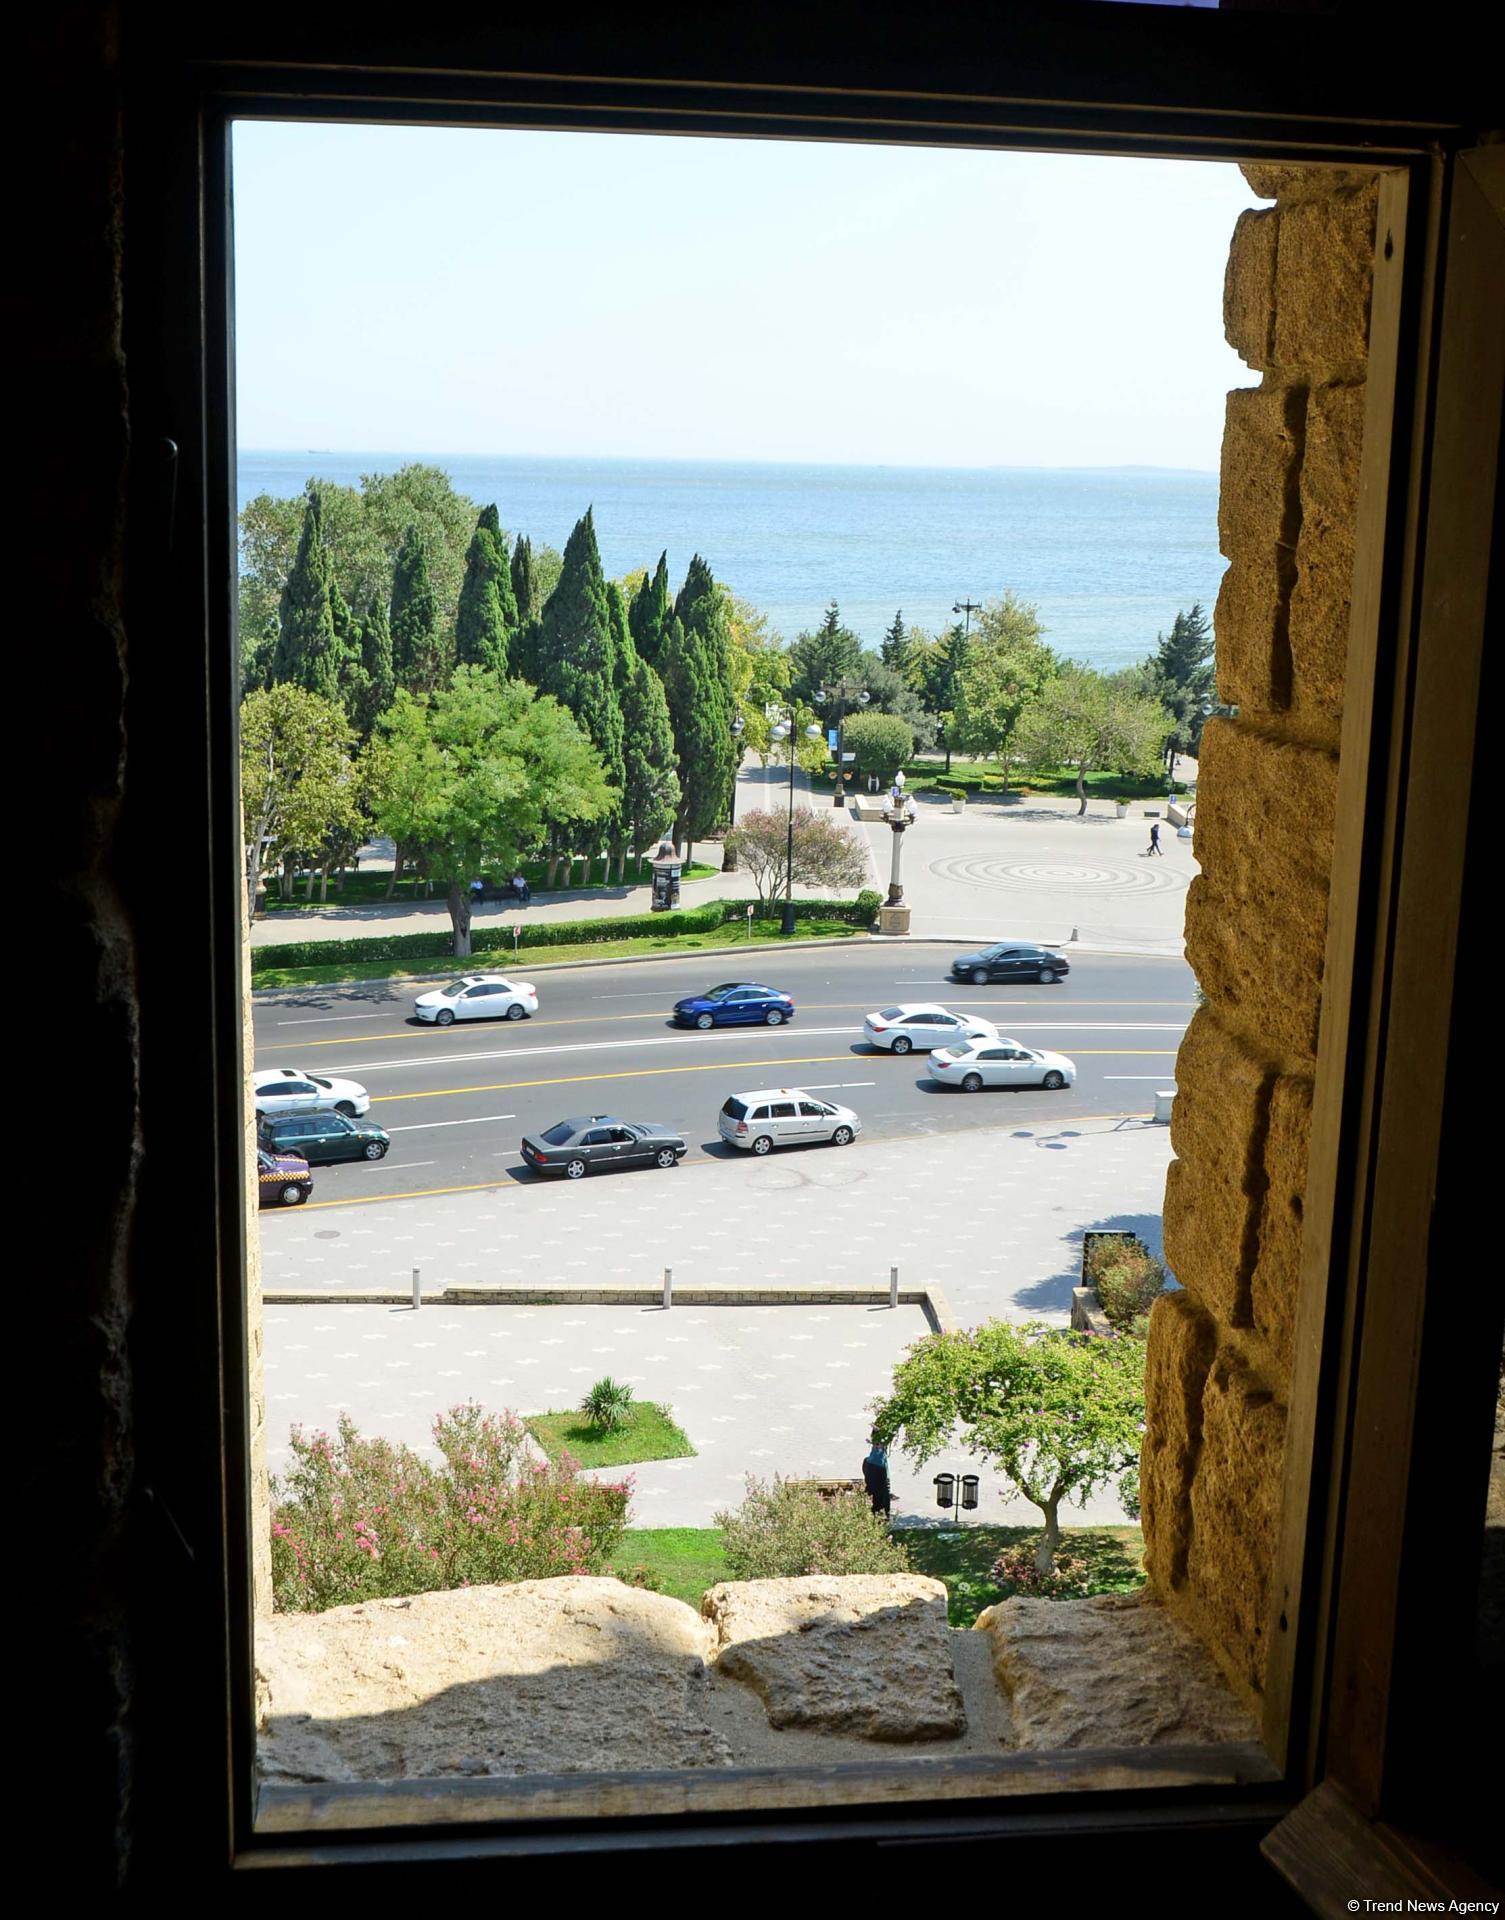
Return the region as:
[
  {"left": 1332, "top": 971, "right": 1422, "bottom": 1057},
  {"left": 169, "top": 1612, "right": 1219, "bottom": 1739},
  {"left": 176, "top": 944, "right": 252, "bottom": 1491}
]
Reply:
[{"left": 238, "top": 451, "right": 1224, "bottom": 674}]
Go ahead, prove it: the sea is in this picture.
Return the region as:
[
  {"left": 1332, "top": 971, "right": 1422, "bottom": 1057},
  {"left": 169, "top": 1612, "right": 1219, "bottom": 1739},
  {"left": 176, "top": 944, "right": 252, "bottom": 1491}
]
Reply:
[{"left": 237, "top": 451, "right": 1224, "bottom": 674}]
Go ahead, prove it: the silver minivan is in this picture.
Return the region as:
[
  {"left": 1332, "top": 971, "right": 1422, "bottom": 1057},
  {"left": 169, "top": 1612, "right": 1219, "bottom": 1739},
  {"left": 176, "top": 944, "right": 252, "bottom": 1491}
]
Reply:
[{"left": 718, "top": 1087, "right": 862, "bottom": 1155}]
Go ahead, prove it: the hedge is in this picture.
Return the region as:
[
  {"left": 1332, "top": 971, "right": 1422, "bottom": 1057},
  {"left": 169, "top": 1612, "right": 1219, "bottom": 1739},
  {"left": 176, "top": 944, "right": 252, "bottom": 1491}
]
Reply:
[{"left": 250, "top": 895, "right": 876, "bottom": 974}]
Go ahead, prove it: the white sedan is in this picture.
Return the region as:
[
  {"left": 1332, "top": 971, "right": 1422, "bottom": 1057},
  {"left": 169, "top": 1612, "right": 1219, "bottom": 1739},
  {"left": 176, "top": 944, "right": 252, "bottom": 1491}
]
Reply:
[
  {"left": 252, "top": 1067, "right": 370, "bottom": 1117},
  {"left": 413, "top": 974, "right": 538, "bottom": 1026},
  {"left": 927, "top": 1039, "right": 1077, "bottom": 1092},
  {"left": 862, "top": 1004, "right": 999, "bottom": 1054}
]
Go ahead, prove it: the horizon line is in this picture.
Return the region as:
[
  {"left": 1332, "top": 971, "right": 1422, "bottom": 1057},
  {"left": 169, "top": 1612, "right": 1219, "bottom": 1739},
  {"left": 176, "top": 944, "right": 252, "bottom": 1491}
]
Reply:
[{"left": 239, "top": 448, "right": 1217, "bottom": 479}]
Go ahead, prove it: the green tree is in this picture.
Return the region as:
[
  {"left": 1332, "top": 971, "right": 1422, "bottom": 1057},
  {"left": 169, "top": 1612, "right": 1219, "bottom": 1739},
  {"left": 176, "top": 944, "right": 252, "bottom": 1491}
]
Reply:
[
  {"left": 370, "top": 667, "right": 611, "bottom": 956},
  {"left": 272, "top": 490, "right": 357, "bottom": 706},
  {"left": 239, "top": 683, "right": 360, "bottom": 918},
  {"left": 352, "top": 596, "right": 394, "bottom": 737},
  {"left": 628, "top": 551, "right": 673, "bottom": 670},
  {"left": 874, "top": 1321, "right": 1146, "bottom": 1576},
  {"left": 789, "top": 601, "right": 863, "bottom": 708},
  {"left": 619, "top": 646, "right": 680, "bottom": 878},
  {"left": 947, "top": 595, "right": 1057, "bottom": 787},
  {"left": 1017, "top": 664, "right": 1168, "bottom": 813},
  {"left": 724, "top": 590, "right": 790, "bottom": 763},
  {"left": 1148, "top": 602, "right": 1218, "bottom": 762},
  {"left": 667, "top": 553, "right": 737, "bottom": 859},
  {"left": 910, "top": 620, "right": 975, "bottom": 770},
  {"left": 538, "top": 511, "right": 625, "bottom": 883},
  {"left": 723, "top": 805, "right": 869, "bottom": 911},
  {"left": 455, "top": 505, "right": 516, "bottom": 676},
  {"left": 389, "top": 523, "right": 448, "bottom": 694},
  {"left": 510, "top": 532, "right": 539, "bottom": 624},
  {"left": 841, "top": 709, "right": 914, "bottom": 779},
  {"left": 880, "top": 608, "right": 912, "bottom": 677}
]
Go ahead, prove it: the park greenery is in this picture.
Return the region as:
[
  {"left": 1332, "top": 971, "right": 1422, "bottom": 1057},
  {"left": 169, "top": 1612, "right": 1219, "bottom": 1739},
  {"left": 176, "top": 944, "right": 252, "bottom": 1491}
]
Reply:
[
  {"left": 239, "top": 461, "right": 1219, "bottom": 953},
  {"left": 873, "top": 1320, "right": 1146, "bottom": 1577},
  {"left": 715, "top": 1475, "right": 914, "bottom": 1580},
  {"left": 723, "top": 806, "right": 870, "bottom": 911}
]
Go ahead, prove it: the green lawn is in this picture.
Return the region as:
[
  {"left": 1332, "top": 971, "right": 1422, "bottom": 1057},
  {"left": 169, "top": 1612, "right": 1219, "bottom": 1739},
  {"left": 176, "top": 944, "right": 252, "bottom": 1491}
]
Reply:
[
  {"left": 602, "top": 1523, "right": 1145, "bottom": 1622},
  {"left": 528, "top": 1402, "right": 696, "bottom": 1470},
  {"left": 260, "top": 857, "right": 721, "bottom": 911},
  {"left": 252, "top": 916, "right": 861, "bottom": 990},
  {"left": 610, "top": 1528, "right": 731, "bottom": 1607},
  {"left": 891, "top": 758, "right": 1187, "bottom": 803}
]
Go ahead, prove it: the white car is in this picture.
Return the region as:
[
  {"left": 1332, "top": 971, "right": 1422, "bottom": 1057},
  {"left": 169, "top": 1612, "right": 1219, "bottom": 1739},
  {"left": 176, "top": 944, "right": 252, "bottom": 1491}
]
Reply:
[
  {"left": 863, "top": 1004, "right": 1000, "bottom": 1055},
  {"left": 413, "top": 974, "right": 538, "bottom": 1026},
  {"left": 252, "top": 1067, "right": 370, "bottom": 1117},
  {"left": 718, "top": 1088, "right": 862, "bottom": 1155},
  {"left": 927, "top": 1040, "right": 1077, "bottom": 1092}
]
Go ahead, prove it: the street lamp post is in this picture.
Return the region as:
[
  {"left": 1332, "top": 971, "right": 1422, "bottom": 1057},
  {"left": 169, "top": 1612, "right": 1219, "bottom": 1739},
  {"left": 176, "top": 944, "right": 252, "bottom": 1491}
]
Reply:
[
  {"left": 770, "top": 715, "right": 823, "bottom": 937},
  {"left": 875, "top": 770, "right": 918, "bottom": 935},
  {"left": 813, "top": 679, "right": 870, "bottom": 807},
  {"left": 722, "top": 713, "right": 746, "bottom": 873}
]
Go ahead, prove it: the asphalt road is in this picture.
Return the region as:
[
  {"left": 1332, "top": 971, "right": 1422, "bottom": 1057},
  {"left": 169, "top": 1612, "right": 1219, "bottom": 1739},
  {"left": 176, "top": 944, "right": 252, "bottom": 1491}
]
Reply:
[{"left": 250, "top": 944, "right": 1193, "bottom": 1210}]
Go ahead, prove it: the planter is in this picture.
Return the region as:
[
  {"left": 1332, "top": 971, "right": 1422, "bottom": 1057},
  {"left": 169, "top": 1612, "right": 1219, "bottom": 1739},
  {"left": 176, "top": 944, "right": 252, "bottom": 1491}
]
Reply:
[
  {"left": 950, "top": 796, "right": 966, "bottom": 814},
  {"left": 1114, "top": 802, "right": 1129, "bottom": 819}
]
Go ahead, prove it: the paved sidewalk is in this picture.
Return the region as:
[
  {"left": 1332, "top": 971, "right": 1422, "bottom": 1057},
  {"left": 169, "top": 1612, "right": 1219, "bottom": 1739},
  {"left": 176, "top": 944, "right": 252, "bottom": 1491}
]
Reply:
[{"left": 262, "top": 1117, "right": 1171, "bottom": 1525}]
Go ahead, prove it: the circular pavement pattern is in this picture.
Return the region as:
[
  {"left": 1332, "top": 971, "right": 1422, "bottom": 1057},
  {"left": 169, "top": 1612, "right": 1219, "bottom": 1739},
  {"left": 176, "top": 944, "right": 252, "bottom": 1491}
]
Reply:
[{"left": 926, "top": 855, "right": 1189, "bottom": 895}]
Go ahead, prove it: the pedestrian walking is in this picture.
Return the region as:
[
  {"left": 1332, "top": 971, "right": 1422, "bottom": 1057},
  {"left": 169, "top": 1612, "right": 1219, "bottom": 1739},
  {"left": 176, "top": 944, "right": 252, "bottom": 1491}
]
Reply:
[
  {"left": 861, "top": 1436, "right": 892, "bottom": 1519},
  {"left": 1147, "top": 822, "right": 1163, "bottom": 856}
]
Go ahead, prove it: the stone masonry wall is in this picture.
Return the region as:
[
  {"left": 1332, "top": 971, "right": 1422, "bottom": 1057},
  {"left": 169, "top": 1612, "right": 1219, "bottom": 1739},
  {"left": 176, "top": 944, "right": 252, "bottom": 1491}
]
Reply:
[{"left": 1141, "top": 163, "right": 1379, "bottom": 1712}]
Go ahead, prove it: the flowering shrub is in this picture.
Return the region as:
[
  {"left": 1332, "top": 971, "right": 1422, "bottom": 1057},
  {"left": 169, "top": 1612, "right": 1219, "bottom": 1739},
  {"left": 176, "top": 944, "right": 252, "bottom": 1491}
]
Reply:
[
  {"left": 989, "top": 1545, "right": 1094, "bottom": 1600},
  {"left": 1083, "top": 1235, "right": 1168, "bottom": 1335},
  {"left": 271, "top": 1403, "right": 631, "bottom": 1613},
  {"left": 715, "top": 1475, "right": 912, "bottom": 1579}
]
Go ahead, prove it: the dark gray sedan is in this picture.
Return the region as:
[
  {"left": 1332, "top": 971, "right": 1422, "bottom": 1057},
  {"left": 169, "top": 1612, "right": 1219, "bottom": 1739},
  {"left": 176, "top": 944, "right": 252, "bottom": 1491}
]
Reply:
[{"left": 520, "top": 1115, "right": 689, "bottom": 1180}]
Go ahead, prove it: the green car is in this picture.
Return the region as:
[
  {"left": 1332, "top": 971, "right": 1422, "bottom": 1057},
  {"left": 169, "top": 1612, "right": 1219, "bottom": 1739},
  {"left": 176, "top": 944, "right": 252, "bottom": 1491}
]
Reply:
[{"left": 258, "top": 1108, "right": 390, "bottom": 1165}]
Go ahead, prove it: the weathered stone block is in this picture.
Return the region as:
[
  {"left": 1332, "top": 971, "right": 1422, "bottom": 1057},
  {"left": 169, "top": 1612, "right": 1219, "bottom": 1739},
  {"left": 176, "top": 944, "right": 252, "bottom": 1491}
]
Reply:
[
  {"left": 703, "top": 1575, "right": 964, "bottom": 1741},
  {"left": 1140, "top": 1289, "right": 1218, "bottom": 1593},
  {"left": 256, "top": 1579, "right": 730, "bottom": 1781},
  {"left": 1184, "top": 719, "right": 1338, "bottom": 1063},
  {"left": 1162, "top": 1009, "right": 1272, "bottom": 1329},
  {"left": 975, "top": 1591, "right": 1257, "bottom": 1749},
  {"left": 1184, "top": 1353, "right": 1287, "bottom": 1702},
  {"left": 1241, "top": 161, "right": 1379, "bottom": 205},
  {"left": 1224, "top": 207, "right": 1277, "bottom": 370},
  {"left": 1290, "top": 381, "right": 1365, "bottom": 726},
  {"left": 1272, "top": 183, "right": 1378, "bottom": 377},
  {"left": 1215, "top": 386, "right": 1304, "bottom": 711},
  {"left": 1251, "top": 1073, "right": 1314, "bottom": 1380}
]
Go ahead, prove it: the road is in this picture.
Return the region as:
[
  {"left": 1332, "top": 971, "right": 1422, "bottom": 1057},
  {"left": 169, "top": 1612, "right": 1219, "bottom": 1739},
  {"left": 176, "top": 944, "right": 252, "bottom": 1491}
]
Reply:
[{"left": 251, "top": 944, "right": 1192, "bottom": 1210}]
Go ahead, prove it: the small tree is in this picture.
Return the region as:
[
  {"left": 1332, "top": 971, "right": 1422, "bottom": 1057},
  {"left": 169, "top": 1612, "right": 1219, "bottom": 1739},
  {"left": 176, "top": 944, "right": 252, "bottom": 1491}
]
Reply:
[
  {"left": 841, "top": 709, "right": 914, "bottom": 780},
  {"left": 873, "top": 1321, "right": 1145, "bottom": 1576},
  {"left": 1016, "top": 665, "right": 1168, "bottom": 813},
  {"left": 240, "top": 683, "right": 360, "bottom": 918},
  {"left": 723, "top": 805, "right": 869, "bottom": 911}
]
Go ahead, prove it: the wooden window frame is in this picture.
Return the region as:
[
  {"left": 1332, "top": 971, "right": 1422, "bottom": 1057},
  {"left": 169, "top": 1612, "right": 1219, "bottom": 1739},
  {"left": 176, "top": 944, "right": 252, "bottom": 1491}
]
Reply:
[{"left": 117, "top": 5, "right": 1498, "bottom": 1888}]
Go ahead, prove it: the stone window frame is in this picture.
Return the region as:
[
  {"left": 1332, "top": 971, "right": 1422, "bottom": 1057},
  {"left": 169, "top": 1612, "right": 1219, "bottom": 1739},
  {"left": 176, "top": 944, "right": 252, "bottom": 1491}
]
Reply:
[{"left": 118, "top": 8, "right": 1499, "bottom": 1892}]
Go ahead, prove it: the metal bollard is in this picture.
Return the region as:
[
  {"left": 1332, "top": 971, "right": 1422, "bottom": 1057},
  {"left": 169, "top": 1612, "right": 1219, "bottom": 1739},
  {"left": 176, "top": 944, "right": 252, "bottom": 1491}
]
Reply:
[
  {"left": 412, "top": 1266, "right": 421, "bottom": 1310},
  {"left": 890, "top": 1263, "right": 899, "bottom": 1310},
  {"left": 663, "top": 1265, "right": 673, "bottom": 1310}
]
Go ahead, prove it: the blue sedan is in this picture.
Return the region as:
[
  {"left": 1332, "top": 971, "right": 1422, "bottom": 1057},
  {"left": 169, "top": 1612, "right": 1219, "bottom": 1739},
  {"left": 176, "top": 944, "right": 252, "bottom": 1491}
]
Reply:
[{"left": 672, "top": 981, "right": 797, "bottom": 1029}]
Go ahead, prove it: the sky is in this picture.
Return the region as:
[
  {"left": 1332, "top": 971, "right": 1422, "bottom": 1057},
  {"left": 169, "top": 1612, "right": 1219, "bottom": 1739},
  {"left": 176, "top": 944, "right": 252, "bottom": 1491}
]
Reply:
[{"left": 232, "top": 122, "right": 1256, "bottom": 471}]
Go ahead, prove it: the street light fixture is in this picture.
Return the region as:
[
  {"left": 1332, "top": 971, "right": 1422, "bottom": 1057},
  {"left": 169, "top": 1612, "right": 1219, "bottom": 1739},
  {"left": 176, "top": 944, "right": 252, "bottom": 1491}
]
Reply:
[
  {"left": 813, "top": 680, "right": 871, "bottom": 808},
  {"left": 770, "top": 715, "right": 824, "bottom": 936},
  {"left": 722, "top": 713, "right": 747, "bottom": 874}
]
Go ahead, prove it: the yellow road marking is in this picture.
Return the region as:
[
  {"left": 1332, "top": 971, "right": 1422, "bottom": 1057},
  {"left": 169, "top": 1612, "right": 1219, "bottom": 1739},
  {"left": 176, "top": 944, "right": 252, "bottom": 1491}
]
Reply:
[
  {"left": 290, "top": 1110, "right": 1151, "bottom": 1211},
  {"left": 258, "top": 1001, "right": 1193, "bottom": 1053}
]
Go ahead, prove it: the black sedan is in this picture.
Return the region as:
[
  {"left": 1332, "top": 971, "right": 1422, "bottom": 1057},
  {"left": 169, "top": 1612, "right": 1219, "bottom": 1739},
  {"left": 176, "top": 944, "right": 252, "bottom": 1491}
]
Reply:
[
  {"left": 949, "top": 943, "right": 1070, "bottom": 986},
  {"left": 520, "top": 1116, "right": 689, "bottom": 1180}
]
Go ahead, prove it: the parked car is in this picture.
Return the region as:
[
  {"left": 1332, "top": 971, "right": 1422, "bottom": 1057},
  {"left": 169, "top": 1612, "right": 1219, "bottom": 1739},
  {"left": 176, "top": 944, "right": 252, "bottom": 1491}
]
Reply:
[
  {"left": 413, "top": 974, "right": 538, "bottom": 1025},
  {"left": 717, "top": 1088, "right": 861, "bottom": 1154},
  {"left": 672, "top": 982, "right": 796, "bottom": 1029},
  {"left": 256, "top": 1146, "right": 313, "bottom": 1207},
  {"left": 252, "top": 1067, "right": 370, "bottom": 1117},
  {"left": 862, "top": 1004, "right": 1000, "bottom": 1054},
  {"left": 948, "top": 943, "right": 1070, "bottom": 986},
  {"left": 257, "top": 1109, "right": 391, "bottom": 1164},
  {"left": 520, "top": 1116, "right": 689, "bottom": 1180},
  {"left": 927, "top": 1040, "right": 1077, "bottom": 1092}
]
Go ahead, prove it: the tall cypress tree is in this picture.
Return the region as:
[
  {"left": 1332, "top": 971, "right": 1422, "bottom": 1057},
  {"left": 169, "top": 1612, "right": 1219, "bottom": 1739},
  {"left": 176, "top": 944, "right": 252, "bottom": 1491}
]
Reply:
[
  {"left": 672, "top": 553, "right": 737, "bottom": 842},
  {"left": 510, "top": 533, "right": 538, "bottom": 623},
  {"left": 628, "top": 550, "right": 672, "bottom": 669},
  {"left": 455, "top": 505, "right": 515, "bottom": 675},
  {"left": 538, "top": 511, "right": 624, "bottom": 875},
  {"left": 352, "top": 595, "right": 394, "bottom": 736},
  {"left": 274, "top": 490, "right": 355, "bottom": 703},
  {"left": 389, "top": 523, "right": 446, "bottom": 693},
  {"left": 621, "top": 642, "right": 680, "bottom": 875},
  {"left": 880, "top": 608, "right": 911, "bottom": 675}
]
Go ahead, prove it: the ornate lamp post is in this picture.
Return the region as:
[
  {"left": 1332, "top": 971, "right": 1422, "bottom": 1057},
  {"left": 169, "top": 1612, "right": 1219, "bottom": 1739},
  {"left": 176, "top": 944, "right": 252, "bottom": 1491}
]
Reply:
[
  {"left": 721, "top": 712, "right": 746, "bottom": 873},
  {"left": 877, "top": 770, "right": 918, "bottom": 936},
  {"left": 770, "top": 715, "right": 824, "bottom": 937},
  {"left": 813, "top": 680, "right": 870, "bottom": 808}
]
